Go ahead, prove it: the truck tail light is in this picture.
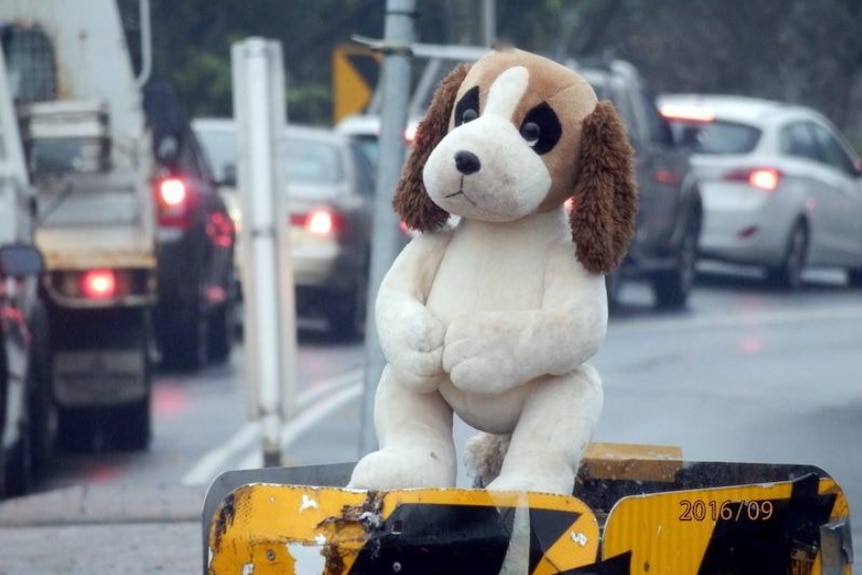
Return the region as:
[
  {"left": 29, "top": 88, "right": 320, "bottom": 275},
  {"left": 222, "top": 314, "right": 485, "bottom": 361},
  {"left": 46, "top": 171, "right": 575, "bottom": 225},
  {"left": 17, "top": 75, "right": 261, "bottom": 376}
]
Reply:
[
  {"left": 156, "top": 177, "right": 193, "bottom": 228},
  {"left": 725, "top": 167, "right": 781, "bottom": 192},
  {"left": 290, "top": 208, "right": 339, "bottom": 237},
  {"left": 81, "top": 269, "right": 116, "bottom": 299}
]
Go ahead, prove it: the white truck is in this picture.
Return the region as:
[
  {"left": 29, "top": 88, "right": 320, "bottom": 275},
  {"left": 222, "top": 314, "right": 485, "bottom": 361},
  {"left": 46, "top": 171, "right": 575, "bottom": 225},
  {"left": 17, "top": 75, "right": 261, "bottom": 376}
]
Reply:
[{"left": 0, "top": 0, "right": 158, "bottom": 450}]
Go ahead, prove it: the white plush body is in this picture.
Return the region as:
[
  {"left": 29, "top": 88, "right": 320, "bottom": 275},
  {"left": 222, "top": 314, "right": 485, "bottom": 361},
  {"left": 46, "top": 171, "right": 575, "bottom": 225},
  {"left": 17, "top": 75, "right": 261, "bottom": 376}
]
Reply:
[
  {"left": 347, "top": 53, "right": 629, "bottom": 496},
  {"left": 349, "top": 209, "right": 607, "bottom": 494}
]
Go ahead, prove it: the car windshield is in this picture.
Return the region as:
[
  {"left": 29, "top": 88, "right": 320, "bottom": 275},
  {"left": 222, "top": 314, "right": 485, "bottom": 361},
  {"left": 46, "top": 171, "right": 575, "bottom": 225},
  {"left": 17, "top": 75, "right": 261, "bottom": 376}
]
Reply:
[
  {"left": 666, "top": 119, "right": 761, "bottom": 154},
  {"left": 195, "top": 126, "right": 343, "bottom": 184}
]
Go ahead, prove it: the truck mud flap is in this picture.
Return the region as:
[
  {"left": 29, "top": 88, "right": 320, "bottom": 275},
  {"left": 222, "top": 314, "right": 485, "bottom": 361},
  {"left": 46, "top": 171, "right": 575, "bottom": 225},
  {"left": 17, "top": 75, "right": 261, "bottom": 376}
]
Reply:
[{"left": 203, "top": 450, "right": 854, "bottom": 575}]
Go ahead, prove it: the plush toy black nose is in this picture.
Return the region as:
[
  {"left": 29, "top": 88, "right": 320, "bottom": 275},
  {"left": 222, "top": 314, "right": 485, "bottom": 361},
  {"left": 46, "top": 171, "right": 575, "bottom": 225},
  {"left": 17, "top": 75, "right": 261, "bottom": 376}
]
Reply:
[{"left": 454, "top": 150, "right": 481, "bottom": 175}]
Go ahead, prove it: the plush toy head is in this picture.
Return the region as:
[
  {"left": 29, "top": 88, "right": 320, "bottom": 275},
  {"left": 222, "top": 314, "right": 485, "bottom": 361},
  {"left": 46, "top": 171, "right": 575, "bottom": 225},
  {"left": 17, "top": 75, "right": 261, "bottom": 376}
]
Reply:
[
  {"left": 393, "top": 48, "right": 637, "bottom": 274},
  {"left": 348, "top": 48, "right": 638, "bottom": 496}
]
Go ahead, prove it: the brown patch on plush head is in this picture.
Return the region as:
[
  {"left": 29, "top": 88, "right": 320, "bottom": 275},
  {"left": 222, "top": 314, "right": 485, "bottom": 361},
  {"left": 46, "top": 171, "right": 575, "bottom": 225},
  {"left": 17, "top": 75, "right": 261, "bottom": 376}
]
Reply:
[
  {"left": 569, "top": 101, "right": 638, "bottom": 274},
  {"left": 393, "top": 64, "right": 470, "bottom": 231}
]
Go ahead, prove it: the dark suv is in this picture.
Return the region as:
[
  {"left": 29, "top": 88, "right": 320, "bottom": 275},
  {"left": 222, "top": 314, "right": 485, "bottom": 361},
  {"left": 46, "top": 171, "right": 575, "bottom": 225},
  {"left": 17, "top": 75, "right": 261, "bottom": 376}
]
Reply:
[
  {"left": 144, "top": 81, "right": 237, "bottom": 369},
  {"left": 569, "top": 59, "right": 702, "bottom": 309}
]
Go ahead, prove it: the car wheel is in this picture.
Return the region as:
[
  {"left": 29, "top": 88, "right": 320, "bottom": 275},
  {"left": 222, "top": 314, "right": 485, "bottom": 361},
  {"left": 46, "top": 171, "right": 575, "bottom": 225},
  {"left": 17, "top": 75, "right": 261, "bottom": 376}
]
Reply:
[
  {"left": 605, "top": 269, "right": 623, "bottom": 311},
  {"left": 208, "top": 269, "right": 237, "bottom": 363},
  {"left": 766, "top": 221, "right": 808, "bottom": 290},
  {"left": 652, "top": 223, "right": 699, "bottom": 310},
  {"left": 328, "top": 279, "right": 367, "bottom": 342},
  {"left": 160, "top": 294, "right": 208, "bottom": 371}
]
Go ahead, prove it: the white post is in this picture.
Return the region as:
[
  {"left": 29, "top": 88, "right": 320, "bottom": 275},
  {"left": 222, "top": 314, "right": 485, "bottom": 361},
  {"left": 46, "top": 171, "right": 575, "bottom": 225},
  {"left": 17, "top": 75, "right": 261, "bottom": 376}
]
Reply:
[
  {"left": 231, "top": 38, "right": 295, "bottom": 467},
  {"left": 359, "top": 0, "right": 417, "bottom": 455}
]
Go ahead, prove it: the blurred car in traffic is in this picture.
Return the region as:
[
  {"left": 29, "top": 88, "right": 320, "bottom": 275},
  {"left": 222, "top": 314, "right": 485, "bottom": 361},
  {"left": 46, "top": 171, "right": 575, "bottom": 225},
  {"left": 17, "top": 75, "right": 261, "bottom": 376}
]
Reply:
[
  {"left": 144, "top": 84, "right": 237, "bottom": 370},
  {"left": 193, "top": 118, "right": 377, "bottom": 340},
  {"left": 571, "top": 59, "right": 703, "bottom": 309},
  {"left": 658, "top": 94, "right": 862, "bottom": 289},
  {"left": 0, "top": 243, "right": 54, "bottom": 498}
]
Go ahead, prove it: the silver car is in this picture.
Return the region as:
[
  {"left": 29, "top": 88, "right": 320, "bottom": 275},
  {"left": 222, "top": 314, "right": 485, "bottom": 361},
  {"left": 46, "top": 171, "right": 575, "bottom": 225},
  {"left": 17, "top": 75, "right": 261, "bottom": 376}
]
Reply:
[
  {"left": 658, "top": 94, "right": 862, "bottom": 289},
  {"left": 193, "top": 119, "right": 376, "bottom": 339}
]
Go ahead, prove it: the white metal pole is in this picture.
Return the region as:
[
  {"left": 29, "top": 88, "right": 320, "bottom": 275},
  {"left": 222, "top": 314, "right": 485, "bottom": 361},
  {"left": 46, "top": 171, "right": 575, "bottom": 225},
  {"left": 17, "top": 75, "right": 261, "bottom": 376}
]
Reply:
[
  {"left": 232, "top": 38, "right": 292, "bottom": 468},
  {"left": 359, "top": 0, "right": 416, "bottom": 456}
]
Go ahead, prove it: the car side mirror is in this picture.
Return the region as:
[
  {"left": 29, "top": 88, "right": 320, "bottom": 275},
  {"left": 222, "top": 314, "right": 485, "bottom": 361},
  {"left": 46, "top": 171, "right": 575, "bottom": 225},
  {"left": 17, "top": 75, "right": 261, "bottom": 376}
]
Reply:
[
  {"left": 0, "top": 243, "right": 44, "bottom": 277},
  {"left": 220, "top": 163, "right": 237, "bottom": 187}
]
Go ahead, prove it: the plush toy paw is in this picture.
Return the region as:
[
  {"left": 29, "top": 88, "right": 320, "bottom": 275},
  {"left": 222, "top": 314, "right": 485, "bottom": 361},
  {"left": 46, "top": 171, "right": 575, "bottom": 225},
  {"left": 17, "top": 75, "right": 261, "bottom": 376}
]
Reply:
[
  {"left": 348, "top": 447, "right": 455, "bottom": 490},
  {"left": 443, "top": 314, "right": 531, "bottom": 394},
  {"left": 387, "top": 310, "right": 446, "bottom": 392}
]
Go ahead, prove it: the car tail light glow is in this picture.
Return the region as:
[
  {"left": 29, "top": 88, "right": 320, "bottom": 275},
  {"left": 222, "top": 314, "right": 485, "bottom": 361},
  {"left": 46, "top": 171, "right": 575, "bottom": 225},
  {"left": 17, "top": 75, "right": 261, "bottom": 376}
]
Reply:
[
  {"left": 654, "top": 169, "right": 683, "bottom": 185},
  {"left": 725, "top": 167, "right": 781, "bottom": 192},
  {"left": 207, "top": 212, "right": 235, "bottom": 248},
  {"left": 404, "top": 123, "right": 418, "bottom": 145},
  {"left": 156, "top": 177, "right": 193, "bottom": 228},
  {"left": 291, "top": 209, "right": 339, "bottom": 237},
  {"left": 82, "top": 269, "right": 117, "bottom": 299},
  {"left": 659, "top": 103, "right": 716, "bottom": 123}
]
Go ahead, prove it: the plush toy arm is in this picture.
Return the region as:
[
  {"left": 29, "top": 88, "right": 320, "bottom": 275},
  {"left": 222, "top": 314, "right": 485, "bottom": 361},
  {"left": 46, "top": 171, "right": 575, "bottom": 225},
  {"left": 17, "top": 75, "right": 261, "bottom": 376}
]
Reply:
[
  {"left": 377, "top": 233, "right": 451, "bottom": 392},
  {"left": 443, "top": 248, "right": 608, "bottom": 395}
]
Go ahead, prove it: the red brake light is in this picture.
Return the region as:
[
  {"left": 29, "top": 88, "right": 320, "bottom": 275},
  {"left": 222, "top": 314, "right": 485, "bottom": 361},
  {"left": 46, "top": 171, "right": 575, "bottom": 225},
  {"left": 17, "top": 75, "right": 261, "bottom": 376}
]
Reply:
[
  {"left": 159, "top": 178, "right": 187, "bottom": 205},
  {"left": 291, "top": 209, "right": 339, "bottom": 236},
  {"left": 82, "top": 269, "right": 117, "bottom": 299},
  {"left": 725, "top": 167, "right": 781, "bottom": 192},
  {"left": 156, "top": 178, "right": 193, "bottom": 228}
]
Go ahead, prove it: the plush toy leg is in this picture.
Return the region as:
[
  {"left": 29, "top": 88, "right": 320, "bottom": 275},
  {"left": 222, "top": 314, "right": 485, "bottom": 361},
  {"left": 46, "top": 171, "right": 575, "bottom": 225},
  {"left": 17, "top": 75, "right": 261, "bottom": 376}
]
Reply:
[
  {"left": 486, "top": 364, "right": 603, "bottom": 495},
  {"left": 347, "top": 366, "right": 456, "bottom": 490}
]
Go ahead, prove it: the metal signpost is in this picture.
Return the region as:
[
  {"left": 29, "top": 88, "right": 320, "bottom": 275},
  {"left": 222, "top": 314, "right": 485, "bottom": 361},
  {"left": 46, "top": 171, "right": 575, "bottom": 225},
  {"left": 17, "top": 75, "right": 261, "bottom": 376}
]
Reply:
[
  {"left": 358, "top": 0, "right": 417, "bottom": 456},
  {"left": 232, "top": 38, "right": 297, "bottom": 467}
]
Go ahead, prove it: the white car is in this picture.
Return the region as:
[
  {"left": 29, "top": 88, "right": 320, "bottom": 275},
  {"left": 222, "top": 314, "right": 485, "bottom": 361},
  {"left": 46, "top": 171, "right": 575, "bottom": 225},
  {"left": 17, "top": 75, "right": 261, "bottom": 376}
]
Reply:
[{"left": 658, "top": 94, "right": 862, "bottom": 289}]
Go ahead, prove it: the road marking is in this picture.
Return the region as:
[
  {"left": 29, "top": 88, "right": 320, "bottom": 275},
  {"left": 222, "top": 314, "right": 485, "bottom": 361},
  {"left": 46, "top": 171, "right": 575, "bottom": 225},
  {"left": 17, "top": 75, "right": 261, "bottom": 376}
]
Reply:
[
  {"left": 182, "top": 368, "right": 363, "bottom": 486},
  {"left": 234, "top": 383, "right": 363, "bottom": 471},
  {"left": 610, "top": 304, "right": 862, "bottom": 336}
]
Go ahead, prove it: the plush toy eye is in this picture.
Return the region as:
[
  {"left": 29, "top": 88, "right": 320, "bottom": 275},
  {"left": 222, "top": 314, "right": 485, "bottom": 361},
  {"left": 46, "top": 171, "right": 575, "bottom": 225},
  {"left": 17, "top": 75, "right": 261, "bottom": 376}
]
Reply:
[
  {"left": 454, "top": 86, "right": 480, "bottom": 127},
  {"left": 520, "top": 102, "right": 562, "bottom": 155},
  {"left": 520, "top": 121, "right": 540, "bottom": 145}
]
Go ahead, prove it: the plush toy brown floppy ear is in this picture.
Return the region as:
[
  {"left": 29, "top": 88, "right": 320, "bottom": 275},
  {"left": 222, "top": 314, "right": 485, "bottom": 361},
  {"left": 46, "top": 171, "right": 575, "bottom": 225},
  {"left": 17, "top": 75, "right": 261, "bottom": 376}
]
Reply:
[
  {"left": 392, "top": 63, "right": 470, "bottom": 232},
  {"left": 570, "top": 101, "right": 638, "bottom": 275}
]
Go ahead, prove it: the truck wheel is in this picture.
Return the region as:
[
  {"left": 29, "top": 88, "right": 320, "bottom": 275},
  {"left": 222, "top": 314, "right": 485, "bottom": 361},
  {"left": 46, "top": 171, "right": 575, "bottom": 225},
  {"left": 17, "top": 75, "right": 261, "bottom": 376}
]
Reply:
[
  {"left": 58, "top": 407, "right": 96, "bottom": 452},
  {"left": 109, "top": 396, "right": 151, "bottom": 451},
  {"left": 27, "top": 301, "right": 57, "bottom": 475},
  {"left": 5, "top": 413, "right": 34, "bottom": 497}
]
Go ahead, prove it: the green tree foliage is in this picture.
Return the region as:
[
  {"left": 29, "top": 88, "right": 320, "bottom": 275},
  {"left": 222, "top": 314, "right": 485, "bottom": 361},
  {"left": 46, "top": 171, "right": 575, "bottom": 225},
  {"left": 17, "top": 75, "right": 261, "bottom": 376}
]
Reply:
[{"left": 123, "top": 0, "right": 862, "bottom": 139}]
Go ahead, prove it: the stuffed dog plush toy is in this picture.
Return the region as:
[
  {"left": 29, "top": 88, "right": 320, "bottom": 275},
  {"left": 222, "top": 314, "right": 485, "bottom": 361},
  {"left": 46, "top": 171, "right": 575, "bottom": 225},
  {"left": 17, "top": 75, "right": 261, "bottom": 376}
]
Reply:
[{"left": 348, "top": 48, "right": 637, "bottom": 495}]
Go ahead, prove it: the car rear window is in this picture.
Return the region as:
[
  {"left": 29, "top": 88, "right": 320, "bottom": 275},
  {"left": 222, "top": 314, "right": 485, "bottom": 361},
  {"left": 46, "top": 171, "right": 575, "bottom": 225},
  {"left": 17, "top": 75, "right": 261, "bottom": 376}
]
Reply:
[
  {"left": 194, "top": 127, "right": 345, "bottom": 185},
  {"left": 284, "top": 139, "right": 343, "bottom": 184},
  {"left": 667, "top": 120, "right": 761, "bottom": 155}
]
